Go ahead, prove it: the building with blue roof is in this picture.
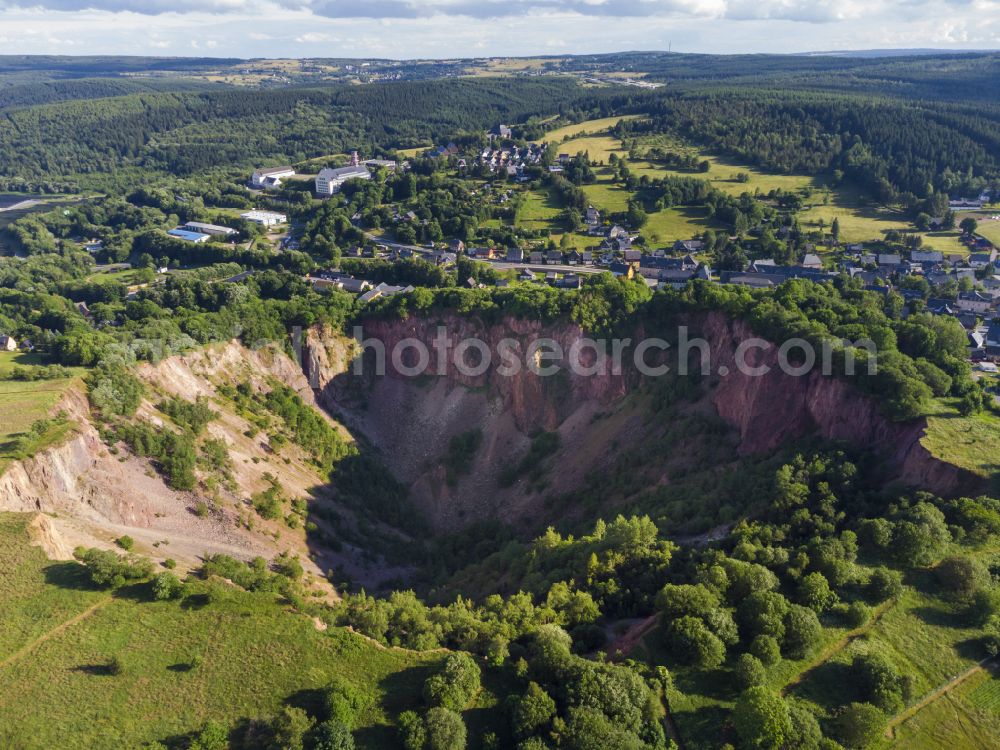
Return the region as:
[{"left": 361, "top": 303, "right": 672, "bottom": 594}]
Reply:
[{"left": 167, "top": 228, "right": 211, "bottom": 243}]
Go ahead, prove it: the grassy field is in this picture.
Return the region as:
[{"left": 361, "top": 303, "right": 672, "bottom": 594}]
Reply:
[
  {"left": 921, "top": 398, "right": 1000, "bottom": 488},
  {"left": 0, "top": 352, "right": 86, "bottom": 475},
  {"left": 0, "top": 512, "right": 450, "bottom": 749},
  {"left": 552, "top": 134, "right": 626, "bottom": 165},
  {"left": 545, "top": 115, "right": 643, "bottom": 143},
  {"left": 885, "top": 667, "right": 1000, "bottom": 750}
]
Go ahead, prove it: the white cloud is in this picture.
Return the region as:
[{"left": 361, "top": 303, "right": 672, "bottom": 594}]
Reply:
[{"left": 0, "top": 1, "right": 994, "bottom": 56}]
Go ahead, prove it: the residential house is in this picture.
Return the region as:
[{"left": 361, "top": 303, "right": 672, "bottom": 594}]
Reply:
[
  {"left": 0, "top": 335, "right": 17, "bottom": 351},
  {"left": 609, "top": 261, "right": 634, "bottom": 279},
  {"left": 970, "top": 250, "right": 998, "bottom": 269},
  {"left": 251, "top": 166, "right": 295, "bottom": 189},
  {"left": 623, "top": 249, "right": 642, "bottom": 265},
  {"left": 519, "top": 270, "right": 535, "bottom": 282},
  {"left": 585, "top": 206, "right": 601, "bottom": 226},
  {"left": 877, "top": 254, "right": 902, "bottom": 269},
  {"left": 547, "top": 250, "right": 564, "bottom": 264},
  {"left": 557, "top": 274, "right": 582, "bottom": 289},
  {"left": 449, "top": 239, "right": 466, "bottom": 254},
  {"left": 801, "top": 253, "right": 823, "bottom": 269},
  {"left": 529, "top": 251, "right": 544, "bottom": 264},
  {"left": 506, "top": 247, "right": 524, "bottom": 263},
  {"left": 957, "top": 291, "right": 993, "bottom": 314},
  {"left": 673, "top": 239, "right": 705, "bottom": 254},
  {"left": 987, "top": 319, "right": 1000, "bottom": 357},
  {"left": 911, "top": 250, "right": 944, "bottom": 264},
  {"left": 315, "top": 165, "right": 372, "bottom": 196}
]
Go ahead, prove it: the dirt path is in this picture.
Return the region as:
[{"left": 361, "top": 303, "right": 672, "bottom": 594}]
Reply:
[
  {"left": 0, "top": 597, "right": 110, "bottom": 670},
  {"left": 885, "top": 655, "right": 997, "bottom": 739},
  {"left": 607, "top": 613, "right": 660, "bottom": 661},
  {"left": 782, "top": 601, "right": 894, "bottom": 694}
]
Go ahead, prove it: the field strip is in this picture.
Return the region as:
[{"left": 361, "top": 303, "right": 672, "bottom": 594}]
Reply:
[
  {"left": 0, "top": 597, "right": 111, "bottom": 670},
  {"left": 885, "top": 655, "right": 997, "bottom": 738}
]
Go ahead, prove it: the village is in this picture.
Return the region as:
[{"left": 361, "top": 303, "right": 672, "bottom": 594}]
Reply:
[{"left": 53, "top": 124, "right": 1000, "bottom": 370}]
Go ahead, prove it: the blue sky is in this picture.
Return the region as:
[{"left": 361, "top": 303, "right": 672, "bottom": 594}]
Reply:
[{"left": 0, "top": 0, "right": 996, "bottom": 57}]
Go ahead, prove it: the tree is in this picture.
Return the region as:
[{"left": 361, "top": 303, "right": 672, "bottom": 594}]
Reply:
[
  {"left": 732, "top": 686, "right": 792, "bottom": 750},
  {"left": 398, "top": 711, "right": 427, "bottom": 750},
  {"left": 867, "top": 567, "right": 902, "bottom": 602},
  {"left": 664, "top": 615, "right": 726, "bottom": 669},
  {"left": 269, "top": 706, "right": 313, "bottom": 750},
  {"left": 735, "top": 653, "right": 767, "bottom": 689},
  {"left": 750, "top": 635, "right": 782, "bottom": 667},
  {"left": 935, "top": 556, "right": 984, "bottom": 600},
  {"left": 850, "top": 652, "right": 905, "bottom": 713},
  {"left": 786, "top": 703, "right": 823, "bottom": 750},
  {"left": 797, "top": 572, "right": 836, "bottom": 613},
  {"left": 782, "top": 605, "right": 822, "bottom": 660},
  {"left": 310, "top": 720, "right": 355, "bottom": 750},
  {"left": 831, "top": 217, "right": 841, "bottom": 241},
  {"left": 833, "top": 702, "right": 886, "bottom": 748},
  {"left": 738, "top": 591, "right": 790, "bottom": 641},
  {"left": 423, "top": 653, "right": 481, "bottom": 711},
  {"left": 425, "top": 707, "right": 466, "bottom": 750},
  {"left": 960, "top": 217, "right": 979, "bottom": 236},
  {"left": 509, "top": 682, "right": 556, "bottom": 739},
  {"left": 561, "top": 707, "right": 645, "bottom": 750}
]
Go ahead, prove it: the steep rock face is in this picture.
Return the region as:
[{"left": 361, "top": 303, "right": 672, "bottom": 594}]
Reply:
[
  {"left": 306, "top": 315, "right": 638, "bottom": 527},
  {"left": 0, "top": 342, "right": 340, "bottom": 576},
  {"left": 307, "top": 311, "right": 981, "bottom": 523},
  {"left": 698, "top": 312, "right": 981, "bottom": 496}
]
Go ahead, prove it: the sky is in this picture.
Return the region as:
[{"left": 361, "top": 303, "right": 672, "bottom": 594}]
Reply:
[{"left": 0, "top": 0, "right": 997, "bottom": 58}]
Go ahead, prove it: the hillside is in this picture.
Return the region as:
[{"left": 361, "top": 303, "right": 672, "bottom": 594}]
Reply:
[{"left": 0, "top": 512, "right": 447, "bottom": 749}]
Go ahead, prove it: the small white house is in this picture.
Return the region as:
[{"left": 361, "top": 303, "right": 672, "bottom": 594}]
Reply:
[
  {"left": 315, "top": 166, "right": 372, "bottom": 196},
  {"left": 251, "top": 166, "right": 295, "bottom": 189},
  {"left": 240, "top": 210, "right": 287, "bottom": 227},
  {"left": 0, "top": 335, "right": 17, "bottom": 352}
]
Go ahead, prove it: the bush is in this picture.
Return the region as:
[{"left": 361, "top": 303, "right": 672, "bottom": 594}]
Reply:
[
  {"left": 844, "top": 601, "right": 871, "bottom": 628},
  {"left": 115, "top": 535, "right": 134, "bottom": 551},
  {"left": 74, "top": 547, "right": 154, "bottom": 588},
  {"left": 323, "top": 676, "right": 368, "bottom": 729},
  {"left": 189, "top": 720, "right": 229, "bottom": 750},
  {"left": 152, "top": 571, "right": 184, "bottom": 601}
]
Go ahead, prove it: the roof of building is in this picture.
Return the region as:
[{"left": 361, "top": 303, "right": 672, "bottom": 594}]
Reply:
[
  {"left": 255, "top": 166, "right": 294, "bottom": 176},
  {"left": 167, "top": 229, "right": 210, "bottom": 242},
  {"left": 317, "top": 166, "right": 371, "bottom": 181},
  {"left": 184, "top": 221, "right": 236, "bottom": 235}
]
